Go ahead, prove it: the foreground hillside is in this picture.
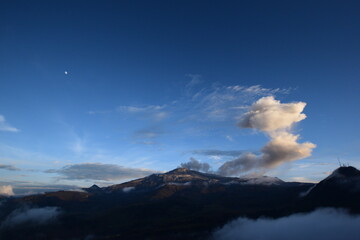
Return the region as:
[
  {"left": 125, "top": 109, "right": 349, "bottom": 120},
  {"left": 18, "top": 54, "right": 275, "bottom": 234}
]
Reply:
[{"left": 0, "top": 166, "right": 360, "bottom": 239}]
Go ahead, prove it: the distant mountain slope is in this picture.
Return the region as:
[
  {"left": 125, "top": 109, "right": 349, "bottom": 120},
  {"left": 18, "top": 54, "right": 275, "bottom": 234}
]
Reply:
[
  {"left": 87, "top": 167, "right": 285, "bottom": 194},
  {"left": 304, "top": 166, "right": 360, "bottom": 211},
  {"left": 1, "top": 166, "right": 360, "bottom": 240}
]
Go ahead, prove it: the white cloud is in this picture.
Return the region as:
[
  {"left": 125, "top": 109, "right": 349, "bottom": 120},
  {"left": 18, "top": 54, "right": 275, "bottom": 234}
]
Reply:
[
  {"left": 217, "top": 96, "right": 316, "bottom": 176},
  {"left": 213, "top": 208, "right": 360, "bottom": 240},
  {"left": 122, "top": 186, "right": 135, "bottom": 193},
  {"left": 238, "top": 96, "right": 306, "bottom": 132},
  {"left": 0, "top": 115, "right": 19, "bottom": 132},
  {"left": 0, "top": 185, "right": 14, "bottom": 196}
]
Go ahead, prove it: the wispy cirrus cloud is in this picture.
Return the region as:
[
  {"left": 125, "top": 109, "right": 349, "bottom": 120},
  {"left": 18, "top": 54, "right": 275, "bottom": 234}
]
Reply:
[
  {"left": 89, "top": 79, "right": 289, "bottom": 124},
  {"left": 88, "top": 78, "right": 291, "bottom": 147},
  {"left": 117, "top": 104, "right": 168, "bottom": 121},
  {"left": 88, "top": 104, "right": 168, "bottom": 121},
  {"left": 178, "top": 83, "right": 290, "bottom": 122},
  {"left": 0, "top": 115, "right": 19, "bottom": 132}
]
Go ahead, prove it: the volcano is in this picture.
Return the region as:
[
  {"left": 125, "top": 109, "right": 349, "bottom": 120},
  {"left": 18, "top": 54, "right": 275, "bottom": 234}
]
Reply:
[{"left": 1, "top": 167, "right": 360, "bottom": 239}]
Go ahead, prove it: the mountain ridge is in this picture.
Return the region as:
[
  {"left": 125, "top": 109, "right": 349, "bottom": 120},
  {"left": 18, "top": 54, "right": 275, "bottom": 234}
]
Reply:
[
  {"left": 89, "top": 167, "right": 286, "bottom": 194},
  {"left": 1, "top": 166, "right": 360, "bottom": 240}
]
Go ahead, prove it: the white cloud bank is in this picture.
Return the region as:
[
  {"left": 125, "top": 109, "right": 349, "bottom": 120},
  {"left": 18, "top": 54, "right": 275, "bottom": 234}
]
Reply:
[
  {"left": 238, "top": 96, "right": 307, "bottom": 131},
  {"left": 0, "top": 185, "right": 14, "bottom": 196},
  {"left": 213, "top": 208, "right": 360, "bottom": 240},
  {"left": 1, "top": 207, "right": 60, "bottom": 229},
  {"left": 0, "top": 115, "right": 19, "bottom": 132}
]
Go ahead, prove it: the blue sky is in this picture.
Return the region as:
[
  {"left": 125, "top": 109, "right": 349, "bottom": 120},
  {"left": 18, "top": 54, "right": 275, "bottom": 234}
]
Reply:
[{"left": 1, "top": 0, "right": 360, "bottom": 194}]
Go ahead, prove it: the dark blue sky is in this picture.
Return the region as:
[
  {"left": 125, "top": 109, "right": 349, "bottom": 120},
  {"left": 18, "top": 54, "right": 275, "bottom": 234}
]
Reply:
[{"left": 1, "top": 0, "right": 360, "bottom": 192}]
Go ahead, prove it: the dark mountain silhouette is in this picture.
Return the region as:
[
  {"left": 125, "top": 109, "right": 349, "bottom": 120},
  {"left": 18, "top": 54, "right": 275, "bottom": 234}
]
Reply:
[
  {"left": 303, "top": 166, "right": 360, "bottom": 211},
  {"left": 0, "top": 166, "right": 359, "bottom": 239}
]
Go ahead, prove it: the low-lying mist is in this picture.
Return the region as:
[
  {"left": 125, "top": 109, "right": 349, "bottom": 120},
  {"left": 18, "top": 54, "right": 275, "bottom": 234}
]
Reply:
[{"left": 213, "top": 208, "right": 360, "bottom": 240}]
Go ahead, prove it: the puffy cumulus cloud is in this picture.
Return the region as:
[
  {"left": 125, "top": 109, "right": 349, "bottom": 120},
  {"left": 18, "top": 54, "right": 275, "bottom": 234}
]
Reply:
[
  {"left": 0, "top": 164, "right": 20, "bottom": 171},
  {"left": 46, "top": 163, "right": 159, "bottom": 181},
  {"left": 180, "top": 158, "right": 211, "bottom": 173},
  {"left": 1, "top": 207, "right": 60, "bottom": 228},
  {"left": 217, "top": 96, "right": 315, "bottom": 176},
  {"left": 0, "top": 115, "right": 19, "bottom": 132},
  {"left": 0, "top": 185, "right": 14, "bottom": 196},
  {"left": 238, "top": 96, "right": 306, "bottom": 132},
  {"left": 213, "top": 208, "right": 360, "bottom": 240}
]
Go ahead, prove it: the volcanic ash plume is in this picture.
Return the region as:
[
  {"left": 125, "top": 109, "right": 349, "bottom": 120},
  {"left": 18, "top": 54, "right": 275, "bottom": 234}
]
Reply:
[
  {"left": 218, "top": 96, "right": 316, "bottom": 176},
  {"left": 180, "top": 157, "right": 211, "bottom": 172}
]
